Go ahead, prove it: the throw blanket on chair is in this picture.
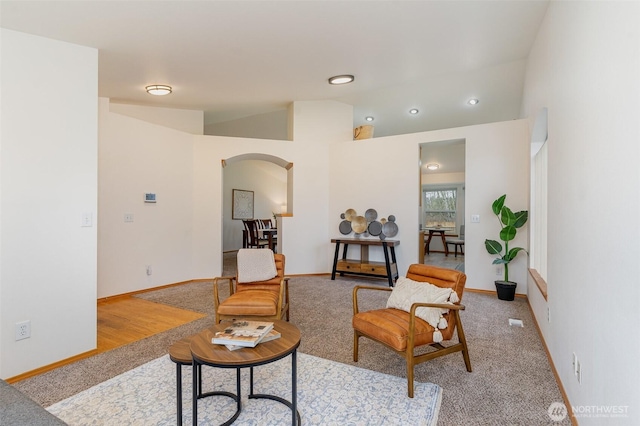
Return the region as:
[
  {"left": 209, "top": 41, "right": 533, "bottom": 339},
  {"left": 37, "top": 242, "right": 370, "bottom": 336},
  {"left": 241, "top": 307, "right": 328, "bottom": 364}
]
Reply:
[{"left": 237, "top": 249, "right": 278, "bottom": 283}]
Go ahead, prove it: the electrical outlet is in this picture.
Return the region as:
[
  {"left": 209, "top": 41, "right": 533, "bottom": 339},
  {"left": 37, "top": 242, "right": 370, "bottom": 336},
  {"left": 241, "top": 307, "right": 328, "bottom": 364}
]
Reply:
[
  {"left": 548, "top": 307, "right": 551, "bottom": 323},
  {"left": 15, "top": 320, "right": 31, "bottom": 341},
  {"left": 146, "top": 265, "right": 152, "bottom": 276},
  {"left": 572, "top": 352, "right": 578, "bottom": 375},
  {"left": 495, "top": 265, "right": 502, "bottom": 276},
  {"left": 81, "top": 212, "right": 93, "bottom": 227},
  {"left": 576, "top": 359, "right": 582, "bottom": 384}
]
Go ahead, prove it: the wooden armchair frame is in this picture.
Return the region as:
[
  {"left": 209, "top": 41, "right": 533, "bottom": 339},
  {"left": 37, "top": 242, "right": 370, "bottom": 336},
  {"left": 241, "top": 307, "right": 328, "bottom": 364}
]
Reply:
[{"left": 352, "top": 265, "right": 472, "bottom": 398}]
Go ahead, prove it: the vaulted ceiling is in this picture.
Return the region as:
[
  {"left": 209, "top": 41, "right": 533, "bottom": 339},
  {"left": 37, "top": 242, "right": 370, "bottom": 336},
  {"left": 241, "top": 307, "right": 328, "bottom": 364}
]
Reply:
[{"left": 1, "top": 1, "right": 548, "bottom": 138}]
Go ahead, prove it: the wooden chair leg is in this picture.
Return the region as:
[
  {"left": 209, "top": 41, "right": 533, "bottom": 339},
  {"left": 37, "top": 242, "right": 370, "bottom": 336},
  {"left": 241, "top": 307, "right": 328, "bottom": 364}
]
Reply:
[
  {"left": 406, "top": 354, "right": 415, "bottom": 398},
  {"left": 284, "top": 278, "right": 291, "bottom": 321},
  {"left": 353, "top": 332, "right": 359, "bottom": 362},
  {"left": 455, "top": 311, "right": 472, "bottom": 372}
]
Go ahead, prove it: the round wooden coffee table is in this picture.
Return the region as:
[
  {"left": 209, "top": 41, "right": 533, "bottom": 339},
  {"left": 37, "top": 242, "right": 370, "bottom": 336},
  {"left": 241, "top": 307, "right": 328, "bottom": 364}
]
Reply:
[{"left": 190, "top": 319, "right": 301, "bottom": 426}]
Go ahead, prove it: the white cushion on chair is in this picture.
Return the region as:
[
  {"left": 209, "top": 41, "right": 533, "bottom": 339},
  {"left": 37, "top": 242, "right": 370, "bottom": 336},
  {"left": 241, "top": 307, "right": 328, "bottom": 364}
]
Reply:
[
  {"left": 237, "top": 249, "right": 278, "bottom": 283},
  {"left": 386, "top": 276, "right": 456, "bottom": 328}
]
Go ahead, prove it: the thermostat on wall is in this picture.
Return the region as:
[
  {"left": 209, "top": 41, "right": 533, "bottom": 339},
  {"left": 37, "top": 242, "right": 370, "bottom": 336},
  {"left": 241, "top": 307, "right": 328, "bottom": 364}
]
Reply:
[{"left": 144, "top": 193, "right": 156, "bottom": 203}]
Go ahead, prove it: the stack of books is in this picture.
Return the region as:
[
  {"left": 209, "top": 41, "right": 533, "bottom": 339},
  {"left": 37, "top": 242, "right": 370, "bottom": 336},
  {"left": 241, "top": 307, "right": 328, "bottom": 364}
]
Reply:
[{"left": 212, "top": 320, "right": 281, "bottom": 351}]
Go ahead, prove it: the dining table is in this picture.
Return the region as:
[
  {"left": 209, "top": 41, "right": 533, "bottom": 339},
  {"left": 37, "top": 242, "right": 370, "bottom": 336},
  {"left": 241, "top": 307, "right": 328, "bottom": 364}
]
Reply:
[
  {"left": 262, "top": 228, "right": 278, "bottom": 253},
  {"left": 423, "top": 227, "right": 452, "bottom": 256}
]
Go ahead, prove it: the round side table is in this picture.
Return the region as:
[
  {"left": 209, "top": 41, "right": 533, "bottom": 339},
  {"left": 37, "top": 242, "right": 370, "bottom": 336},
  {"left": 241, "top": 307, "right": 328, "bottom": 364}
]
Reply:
[{"left": 190, "top": 319, "right": 301, "bottom": 426}]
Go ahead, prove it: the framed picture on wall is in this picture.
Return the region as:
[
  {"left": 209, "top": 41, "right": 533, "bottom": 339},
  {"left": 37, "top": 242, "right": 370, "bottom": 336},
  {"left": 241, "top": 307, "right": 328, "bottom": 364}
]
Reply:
[{"left": 232, "top": 189, "right": 254, "bottom": 220}]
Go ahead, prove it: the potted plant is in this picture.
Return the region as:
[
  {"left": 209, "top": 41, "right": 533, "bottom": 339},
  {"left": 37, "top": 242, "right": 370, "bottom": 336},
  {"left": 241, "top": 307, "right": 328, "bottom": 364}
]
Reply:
[{"left": 484, "top": 194, "right": 528, "bottom": 301}]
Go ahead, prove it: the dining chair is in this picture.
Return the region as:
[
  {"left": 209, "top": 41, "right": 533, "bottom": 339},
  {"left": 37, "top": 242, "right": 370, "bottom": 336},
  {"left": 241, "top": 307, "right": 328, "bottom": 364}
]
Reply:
[
  {"left": 242, "top": 219, "right": 269, "bottom": 249},
  {"left": 259, "top": 218, "right": 277, "bottom": 251},
  {"left": 446, "top": 225, "right": 465, "bottom": 257}
]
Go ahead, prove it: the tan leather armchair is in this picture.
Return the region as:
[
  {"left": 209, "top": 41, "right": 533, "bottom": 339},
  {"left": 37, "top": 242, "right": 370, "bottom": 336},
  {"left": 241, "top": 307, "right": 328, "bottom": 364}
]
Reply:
[
  {"left": 352, "top": 264, "right": 471, "bottom": 397},
  {"left": 213, "top": 253, "right": 290, "bottom": 324}
]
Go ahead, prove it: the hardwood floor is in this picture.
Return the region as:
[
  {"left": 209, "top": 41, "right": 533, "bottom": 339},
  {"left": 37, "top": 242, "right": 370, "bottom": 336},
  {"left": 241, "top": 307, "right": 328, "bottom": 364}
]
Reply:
[
  {"left": 7, "top": 295, "right": 207, "bottom": 383},
  {"left": 97, "top": 297, "right": 206, "bottom": 352}
]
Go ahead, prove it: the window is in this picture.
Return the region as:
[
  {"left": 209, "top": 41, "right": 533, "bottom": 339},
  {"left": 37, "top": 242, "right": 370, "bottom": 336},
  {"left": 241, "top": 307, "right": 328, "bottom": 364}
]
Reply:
[
  {"left": 530, "top": 107, "right": 548, "bottom": 298},
  {"left": 532, "top": 142, "right": 548, "bottom": 281},
  {"left": 423, "top": 188, "right": 457, "bottom": 229}
]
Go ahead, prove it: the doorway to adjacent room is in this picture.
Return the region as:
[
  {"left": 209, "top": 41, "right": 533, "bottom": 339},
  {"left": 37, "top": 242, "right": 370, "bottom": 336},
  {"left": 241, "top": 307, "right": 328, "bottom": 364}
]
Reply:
[{"left": 419, "top": 139, "right": 466, "bottom": 272}]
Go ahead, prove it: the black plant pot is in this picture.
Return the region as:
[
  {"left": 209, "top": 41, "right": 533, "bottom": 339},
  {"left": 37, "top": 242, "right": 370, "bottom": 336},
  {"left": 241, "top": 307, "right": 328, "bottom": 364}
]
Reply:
[{"left": 495, "top": 281, "right": 517, "bottom": 301}]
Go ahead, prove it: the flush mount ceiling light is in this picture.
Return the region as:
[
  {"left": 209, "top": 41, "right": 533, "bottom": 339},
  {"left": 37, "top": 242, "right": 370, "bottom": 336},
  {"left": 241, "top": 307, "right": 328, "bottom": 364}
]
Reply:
[
  {"left": 468, "top": 98, "right": 479, "bottom": 105},
  {"left": 426, "top": 163, "right": 440, "bottom": 170},
  {"left": 365, "top": 116, "right": 374, "bottom": 122},
  {"left": 328, "top": 75, "right": 354, "bottom": 85},
  {"left": 145, "top": 85, "right": 172, "bottom": 96},
  {"left": 409, "top": 108, "right": 419, "bottom": 115}
]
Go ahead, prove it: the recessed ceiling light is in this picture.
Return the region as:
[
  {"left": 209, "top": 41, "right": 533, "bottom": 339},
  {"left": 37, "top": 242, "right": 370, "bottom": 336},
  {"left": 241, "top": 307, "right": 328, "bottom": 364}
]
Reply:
[
  {"left": 468, "top": 98, "right": 479, "bottom": 105},
  {"left": 426, "top": 163, "right": 440, "bottom": 170},
  {"left": 145, "top": 85, "right": 172, "bottom": 96},
  {"left": 409, "top": 109, "right": 419, "bottom": 115},
  {"left": 328, "top": 75, "right": 354, "bottom": 85},
  {"left": 365, "top": 116, "right": 374, "bottom": 122}
]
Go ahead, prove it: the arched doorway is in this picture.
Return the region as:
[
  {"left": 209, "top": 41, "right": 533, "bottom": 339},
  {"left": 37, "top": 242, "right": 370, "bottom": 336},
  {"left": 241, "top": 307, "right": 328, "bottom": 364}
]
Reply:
[{"left": 222, "top": 154, "right": 293, "bottom": 256}]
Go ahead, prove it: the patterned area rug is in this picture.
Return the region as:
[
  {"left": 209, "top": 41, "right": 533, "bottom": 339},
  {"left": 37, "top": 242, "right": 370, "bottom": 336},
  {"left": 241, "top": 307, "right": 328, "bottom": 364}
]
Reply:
[{"left": 47, "top": 353, "right": 441, "bottom": 426}]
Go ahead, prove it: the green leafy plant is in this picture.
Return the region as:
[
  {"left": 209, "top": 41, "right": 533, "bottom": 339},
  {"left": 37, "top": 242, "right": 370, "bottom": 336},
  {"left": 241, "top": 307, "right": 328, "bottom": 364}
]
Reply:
[{"left": 484, "top": 194, "right": 528, "bottom": 282}]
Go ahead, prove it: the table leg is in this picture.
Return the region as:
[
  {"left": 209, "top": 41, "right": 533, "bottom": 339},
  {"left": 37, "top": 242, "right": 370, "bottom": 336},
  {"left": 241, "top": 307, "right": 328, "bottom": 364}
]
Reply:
[
  {"left": 250, "top": 366, "right": 254, "bottom": 395},
  {"left": 425, "top": 231, "right": 433, "bottom": 254},
  {"left": 440, "top": 232, "right": 449, "bottom": 256},
  {"left": 268, "top": 232, "right": 275, "bottom": 253},
  {"left": 235, "top": 368, "right": 242, "bottom": 418},
  {"left": 192, "top": 362, "right": 198, "bottom": 426},
  {"left": 176, "top": 363, "right": 182, "bottom": 426},
  {"left": 248, "top": 352, "right": 301, "bottom": 425},
  {"left": 340, "top": 244, "right": 350, "bottom": 277},
  {"left": 331, "top": 241, "right": 340, "bottom": 280},
  {"left": 292, "top": 349, "right": 297, "bottom": 426},
  {"left": 382, "top": 242, "right": 393, "bottom": 287},
  {"left": 390, "top": 246, "right": 398, "bottom": 283}
]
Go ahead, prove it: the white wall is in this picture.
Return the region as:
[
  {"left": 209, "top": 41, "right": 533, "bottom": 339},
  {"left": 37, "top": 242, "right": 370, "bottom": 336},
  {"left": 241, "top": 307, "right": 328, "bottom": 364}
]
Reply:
[
  {"left": 98, "top": 100, "right": 194, "bottom": 298},
  {"left": 422, "top": 172, "right": 465, "bottom": 185},
  {"left": 100, "top": 97, "right": 528, "bottom": 295},
  {"left": 192, "top": 100, "right": 354, "bottom": 279},
  {"left": 109, "top": 102, "right": 204, "bottom": 135},
  {"left": 521, "top": 1, "right": 640, "bottom": 423},
  {"left": 0, "top": 30, "right": 98, "bottom": 378},
  {"left": 223, "top": 160, "right": 287, "bottom": 251},
  {"left": 205, "top": 109, "right": 288, "bottom": 140},
  {"left": 329, "top": 120, "right": 529, "bottom": 293}
]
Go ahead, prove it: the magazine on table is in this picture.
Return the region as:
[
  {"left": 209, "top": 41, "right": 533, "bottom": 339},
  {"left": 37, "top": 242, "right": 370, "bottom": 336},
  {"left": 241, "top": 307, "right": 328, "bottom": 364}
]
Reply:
[
  {"left": 225, "top": 329, "right": 281, "bottom": 351},
  {"left": 211, "top": 320, "right": 274, "bottom": 348}
]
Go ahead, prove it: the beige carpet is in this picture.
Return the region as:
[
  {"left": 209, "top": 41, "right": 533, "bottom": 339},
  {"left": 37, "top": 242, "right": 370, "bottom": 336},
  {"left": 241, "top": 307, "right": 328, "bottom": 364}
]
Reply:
[{"left": 14, "top": 258, "right": 569, "bottom": 425}]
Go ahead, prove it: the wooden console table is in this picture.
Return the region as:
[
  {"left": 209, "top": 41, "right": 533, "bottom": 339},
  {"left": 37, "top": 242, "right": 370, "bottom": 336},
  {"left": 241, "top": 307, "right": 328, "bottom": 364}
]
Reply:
[{"left": 331, "top": 238, "right": 399, "bottom": 287}]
